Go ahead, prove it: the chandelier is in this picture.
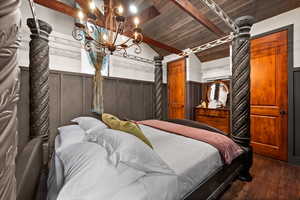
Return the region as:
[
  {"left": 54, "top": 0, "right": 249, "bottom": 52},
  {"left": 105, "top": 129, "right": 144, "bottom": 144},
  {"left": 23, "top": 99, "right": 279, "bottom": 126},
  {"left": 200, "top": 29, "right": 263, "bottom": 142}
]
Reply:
[{"left": 72, "top": 1, "right": 143, "bottom": 56}]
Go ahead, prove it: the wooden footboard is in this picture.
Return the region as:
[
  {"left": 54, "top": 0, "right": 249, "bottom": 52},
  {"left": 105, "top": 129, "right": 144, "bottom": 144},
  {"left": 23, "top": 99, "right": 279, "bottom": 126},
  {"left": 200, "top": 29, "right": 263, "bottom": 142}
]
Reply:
[{"left": 166, "top": 119, "right": 253, "bottom": 199}]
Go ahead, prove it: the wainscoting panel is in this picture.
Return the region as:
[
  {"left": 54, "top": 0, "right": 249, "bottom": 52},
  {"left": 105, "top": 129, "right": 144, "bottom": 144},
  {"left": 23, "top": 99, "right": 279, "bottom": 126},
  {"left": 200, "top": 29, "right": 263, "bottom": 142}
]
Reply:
[
  {"left": 293, "top": 70, "right": 300, "bottom": 158},
  {"left": 103, "top": 77, "right": 155, "bottom": 120},
  {"left": 18, "top": 67, "right": 156, "bottom": 152},
  {"left": 186, "top": 81, "right": 202, "bottom": 120}
]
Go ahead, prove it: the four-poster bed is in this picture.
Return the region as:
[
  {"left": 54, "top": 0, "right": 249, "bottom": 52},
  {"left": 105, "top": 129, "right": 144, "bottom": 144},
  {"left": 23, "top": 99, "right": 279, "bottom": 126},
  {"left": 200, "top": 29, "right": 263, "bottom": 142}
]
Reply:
[{"left": 0, "top": 0, "right": 255, "bottom": 199}]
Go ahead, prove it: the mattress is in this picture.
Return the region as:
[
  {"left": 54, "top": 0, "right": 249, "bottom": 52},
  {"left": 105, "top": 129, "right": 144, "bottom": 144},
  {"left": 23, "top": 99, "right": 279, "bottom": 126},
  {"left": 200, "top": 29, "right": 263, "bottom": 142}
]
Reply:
[{"left": 140, "top": 125, "right": 223, "bottom": 197}]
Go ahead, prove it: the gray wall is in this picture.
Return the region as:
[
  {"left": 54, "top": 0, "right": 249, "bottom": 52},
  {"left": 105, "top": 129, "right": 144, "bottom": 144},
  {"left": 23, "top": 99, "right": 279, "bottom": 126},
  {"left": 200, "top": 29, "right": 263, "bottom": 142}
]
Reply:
[
  {"left": 186, "top": 81, "right": 202, "bottom": 120},
  {"left": 18, "top": 67, "right": 156, "bottom": 152},
  {"left": 290, "top": 68, "right": 300, "bottom": 164}
]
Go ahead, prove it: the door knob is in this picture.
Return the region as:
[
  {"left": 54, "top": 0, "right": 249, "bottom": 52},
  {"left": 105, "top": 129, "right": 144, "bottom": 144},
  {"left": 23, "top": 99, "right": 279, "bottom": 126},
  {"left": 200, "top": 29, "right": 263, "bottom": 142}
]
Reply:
[{"left": 280, "top": 110, "right": 287, "bottom": 115}]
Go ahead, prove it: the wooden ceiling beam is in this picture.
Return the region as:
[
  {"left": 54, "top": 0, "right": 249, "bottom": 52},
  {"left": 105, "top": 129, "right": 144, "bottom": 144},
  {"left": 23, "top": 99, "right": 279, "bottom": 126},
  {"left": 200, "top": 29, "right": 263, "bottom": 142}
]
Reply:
[
  {"left": 33, "top": 0, "right": 182, "bottom": 55},
  {"left": 169, "top": 0, "right": 225, "bottom": 37}
]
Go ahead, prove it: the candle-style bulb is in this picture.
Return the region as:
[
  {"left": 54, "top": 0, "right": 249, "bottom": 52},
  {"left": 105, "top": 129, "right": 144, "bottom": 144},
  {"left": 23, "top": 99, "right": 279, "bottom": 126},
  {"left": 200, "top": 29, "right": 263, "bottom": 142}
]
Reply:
[
  {"left": 103, "top": 34, "right": 108, "bottom": 41},
  {"left": 134, "top": 32, "right": 138, "bottom": 40},
  {"left": 133, "top": 17, "right": 139, "bottom": 27},
  {"left": 129, "top": 4, "right": 138, "bottom": 14},
  {"left": 78, "top": 10, "right": 84, "bottom": 20},
  {"left": 89, "top": 1, "right": 96, "bottom": 11},
  {"left": 118, "top": 5, "right": 124, "bottom": 15}
]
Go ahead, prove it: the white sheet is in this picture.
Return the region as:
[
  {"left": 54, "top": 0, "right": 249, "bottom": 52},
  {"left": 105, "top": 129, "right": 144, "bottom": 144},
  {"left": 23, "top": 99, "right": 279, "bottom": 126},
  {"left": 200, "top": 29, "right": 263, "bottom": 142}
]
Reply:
[
  {"left": 48, "top": 128, "right": 180, "bottom": 200},
  {"left": 48, "top": 123, "right": 223, "bottom": 200},
  {"left": 140, "top": 125, "right": 223, "bottom": 198}
]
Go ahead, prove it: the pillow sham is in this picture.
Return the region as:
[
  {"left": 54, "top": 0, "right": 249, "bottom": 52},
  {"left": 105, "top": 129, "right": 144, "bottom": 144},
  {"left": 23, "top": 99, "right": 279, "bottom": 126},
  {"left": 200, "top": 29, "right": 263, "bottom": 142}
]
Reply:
[
  {"left": 56, "top": 125, "right": 86, "bottom": 152},
  {"left": 96, "top": 129, "right": 173, "bottom": 174},
  {"left": 71, "top": 116, "right": 107, "bottom": 131},
  {"left": 102, "top": 113, "right": 153, "bottom": 148}
]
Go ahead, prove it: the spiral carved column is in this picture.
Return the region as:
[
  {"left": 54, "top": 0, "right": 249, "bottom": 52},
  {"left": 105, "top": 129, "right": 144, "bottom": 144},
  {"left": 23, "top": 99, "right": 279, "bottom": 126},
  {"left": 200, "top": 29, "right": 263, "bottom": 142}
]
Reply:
[
  {"left": 231, "top": 16, "right": 254, "bottom": 147},
  {"left": 27, "top": 19, "right": 52, "bottom": 142},
  {"left": 0, "top": 0, "right": 21, "bottom": 199},
  {"left": 154, "top": 56, "right": 163, "bottom": 120}
]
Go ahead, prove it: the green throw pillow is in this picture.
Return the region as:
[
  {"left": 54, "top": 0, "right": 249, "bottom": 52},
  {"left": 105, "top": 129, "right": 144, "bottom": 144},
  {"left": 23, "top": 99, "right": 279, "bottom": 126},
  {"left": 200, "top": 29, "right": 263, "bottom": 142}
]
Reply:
[
  {"left": 102, "top": 113, "right": 121, "bottom": 129},
  {"left": 102, "top": 113, "right": 153, "bottom": 149}
]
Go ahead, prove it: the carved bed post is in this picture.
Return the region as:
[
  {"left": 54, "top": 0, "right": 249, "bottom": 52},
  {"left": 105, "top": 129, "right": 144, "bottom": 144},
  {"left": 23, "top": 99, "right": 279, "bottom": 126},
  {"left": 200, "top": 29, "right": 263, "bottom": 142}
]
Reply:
[
  {"left": 154, "top": 56, "right": 163, "bottom": 120},
  {"left": 231, "top": 16, "right": 254, "bottom": 181},
  {"left": 27, "top": 19, "right": 52, "bottom": 144},
  {"left": 0, "top": 1, "right": 21, "bottom": 199}
]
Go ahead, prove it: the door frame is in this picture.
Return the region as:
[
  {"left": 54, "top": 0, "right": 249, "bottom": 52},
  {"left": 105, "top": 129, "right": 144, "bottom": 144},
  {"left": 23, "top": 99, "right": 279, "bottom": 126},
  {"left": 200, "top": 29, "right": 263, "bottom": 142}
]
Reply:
[
  {"left": 251, "top": 24, "right": 294, "bottom": 163},
  {"left": 167, "top": 57, "right": 187, "bottom": 119}
]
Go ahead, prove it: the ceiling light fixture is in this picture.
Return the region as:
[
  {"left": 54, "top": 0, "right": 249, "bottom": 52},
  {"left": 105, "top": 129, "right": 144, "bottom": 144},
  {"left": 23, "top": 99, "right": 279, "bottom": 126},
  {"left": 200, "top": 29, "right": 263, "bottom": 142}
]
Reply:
[
  {"left": 129, "top": 4, "right": 138, "bottom": 14},
  {"left": 72, "top": 2, "right": 143, "bottom": 56}
]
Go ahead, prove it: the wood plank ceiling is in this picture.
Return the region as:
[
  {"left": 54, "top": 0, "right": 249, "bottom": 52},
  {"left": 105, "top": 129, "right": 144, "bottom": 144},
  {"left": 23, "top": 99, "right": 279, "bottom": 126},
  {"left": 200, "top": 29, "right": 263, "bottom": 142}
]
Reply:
[
  {"left": 135, "top": 0, "right": 300, "bottom": 61},
  {"left": 37, "top": 0, "right": 300, "bottom": 62}
]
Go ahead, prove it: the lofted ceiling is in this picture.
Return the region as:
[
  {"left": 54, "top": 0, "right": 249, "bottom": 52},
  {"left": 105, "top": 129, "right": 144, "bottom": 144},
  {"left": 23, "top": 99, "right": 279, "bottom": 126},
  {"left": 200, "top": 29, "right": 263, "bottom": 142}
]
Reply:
[
  {"left": 35, "top": 0, "right": 300, "bottom": 62},
  {"left": 132, "top": 0, "right": 300, "bottom": 61}
]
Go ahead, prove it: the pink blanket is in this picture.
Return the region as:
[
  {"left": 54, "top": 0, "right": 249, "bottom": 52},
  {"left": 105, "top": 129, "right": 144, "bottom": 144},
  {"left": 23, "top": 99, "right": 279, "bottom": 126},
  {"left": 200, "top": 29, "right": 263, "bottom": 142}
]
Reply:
[{"left": 137, "top": 120, "right": 243, "bottom": 164}]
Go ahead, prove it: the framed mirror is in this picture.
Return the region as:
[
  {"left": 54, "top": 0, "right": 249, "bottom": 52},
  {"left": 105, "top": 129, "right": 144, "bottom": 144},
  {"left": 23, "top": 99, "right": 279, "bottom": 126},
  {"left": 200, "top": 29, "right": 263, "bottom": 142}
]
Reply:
[{"left": 207, "top": 81, "right": 229, "bottom": 108}]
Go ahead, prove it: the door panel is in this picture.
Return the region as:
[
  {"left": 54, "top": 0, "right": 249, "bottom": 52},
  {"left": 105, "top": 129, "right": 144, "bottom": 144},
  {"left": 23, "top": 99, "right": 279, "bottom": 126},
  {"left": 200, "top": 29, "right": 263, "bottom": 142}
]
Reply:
[
  {"left": 167, "top": 58, "right": 186, "bottom": 119},
  {"left": 250, "top": 30, "right": 288, "bottom": 161}
]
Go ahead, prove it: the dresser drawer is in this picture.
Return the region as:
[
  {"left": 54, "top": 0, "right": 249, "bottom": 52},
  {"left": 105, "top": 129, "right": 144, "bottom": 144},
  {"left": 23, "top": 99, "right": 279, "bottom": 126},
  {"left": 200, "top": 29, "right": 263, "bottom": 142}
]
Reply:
[
  {"left": 195, "top": 108, "right": 230, "bottom": 134},
  {"left": 195, "top": 108, "right": 229, "bottom": 117}
]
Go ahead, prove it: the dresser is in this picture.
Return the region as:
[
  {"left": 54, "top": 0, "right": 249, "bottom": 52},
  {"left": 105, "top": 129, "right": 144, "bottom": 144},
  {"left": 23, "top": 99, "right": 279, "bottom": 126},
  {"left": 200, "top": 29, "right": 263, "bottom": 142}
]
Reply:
[{"left": 195, "top": 107, "right": 230, "bottom": 134}]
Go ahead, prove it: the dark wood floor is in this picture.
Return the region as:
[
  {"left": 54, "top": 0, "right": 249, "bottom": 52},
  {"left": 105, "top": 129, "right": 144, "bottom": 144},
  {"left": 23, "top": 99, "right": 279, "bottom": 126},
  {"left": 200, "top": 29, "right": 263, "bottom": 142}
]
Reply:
[{"left": 220, "top": 154, "right": 300, "bottom": 200}]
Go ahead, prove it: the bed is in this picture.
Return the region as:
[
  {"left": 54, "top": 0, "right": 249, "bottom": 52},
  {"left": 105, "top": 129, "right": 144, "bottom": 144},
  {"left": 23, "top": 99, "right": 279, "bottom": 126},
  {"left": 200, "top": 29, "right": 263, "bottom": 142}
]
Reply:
[
  {"left": 44, "top": 117, "right": 252, "bottom": 200},
  {"left": 11, "top": 3, "right": 254, "bottom": 200}
]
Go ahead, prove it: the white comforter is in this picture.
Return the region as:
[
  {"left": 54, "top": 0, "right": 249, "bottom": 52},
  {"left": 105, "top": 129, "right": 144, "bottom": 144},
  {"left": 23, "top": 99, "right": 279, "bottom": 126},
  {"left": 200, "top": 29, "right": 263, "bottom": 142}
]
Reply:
[{"left": 49, "top": 128, "right": 180, "bottom": 200}]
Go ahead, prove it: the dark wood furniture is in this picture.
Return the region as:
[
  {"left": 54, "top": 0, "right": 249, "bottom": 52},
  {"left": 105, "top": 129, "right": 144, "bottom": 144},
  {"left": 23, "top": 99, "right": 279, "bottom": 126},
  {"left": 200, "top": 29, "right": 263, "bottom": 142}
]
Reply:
[
  {"left": 167, "top": 119, "right": 252, "bottom": 200},
  {"left": 195, "top": 107, "right": 230, "bottom": 134}
]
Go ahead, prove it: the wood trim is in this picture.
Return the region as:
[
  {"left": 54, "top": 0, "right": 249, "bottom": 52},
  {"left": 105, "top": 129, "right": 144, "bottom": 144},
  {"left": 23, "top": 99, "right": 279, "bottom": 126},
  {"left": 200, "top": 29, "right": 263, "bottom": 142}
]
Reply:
[
  {"left": 294, "top": 68, "right": 300, "bottom": 72},
  {"left": 169, "top": 0, "right": 225, "bottom": 37},
  {"left": 19, "top": 66, "right": 155, "bottom": 84}
]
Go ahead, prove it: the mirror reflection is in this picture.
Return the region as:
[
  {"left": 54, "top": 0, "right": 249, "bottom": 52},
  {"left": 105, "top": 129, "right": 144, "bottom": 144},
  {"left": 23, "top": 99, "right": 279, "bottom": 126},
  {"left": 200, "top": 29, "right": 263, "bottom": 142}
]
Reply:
[{"left": 207, "top": 81, "right": 229, "bottom": 108}]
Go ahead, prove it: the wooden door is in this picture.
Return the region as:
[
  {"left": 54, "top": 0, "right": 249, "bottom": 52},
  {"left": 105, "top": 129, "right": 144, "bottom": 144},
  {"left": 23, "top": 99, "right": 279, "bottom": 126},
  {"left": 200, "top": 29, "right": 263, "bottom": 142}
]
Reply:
[
  {"left": 250, "top": 30, "right": 288, "bottom": 161},
  {"left": 167, "top": 58, "right": 186, "bottom": 119}
]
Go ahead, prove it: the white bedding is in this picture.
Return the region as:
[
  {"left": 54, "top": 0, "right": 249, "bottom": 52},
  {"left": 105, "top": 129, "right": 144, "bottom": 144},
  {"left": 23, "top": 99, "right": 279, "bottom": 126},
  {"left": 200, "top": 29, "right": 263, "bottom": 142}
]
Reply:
[
  {"left": 48, "top": 123, "right": 223, "bottom": 200},
  {"left": 140, "top": 125, "right": 223, "bottom": 198}
]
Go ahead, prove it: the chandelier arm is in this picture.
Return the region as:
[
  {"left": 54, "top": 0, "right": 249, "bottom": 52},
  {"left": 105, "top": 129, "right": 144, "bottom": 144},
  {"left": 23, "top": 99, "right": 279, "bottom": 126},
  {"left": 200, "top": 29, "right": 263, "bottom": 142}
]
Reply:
[
  {"left": 112, "top": 22, "right": 122, "bottom": 46},
  {"left": 84, "top": 22, "right": 108, "bottom": 47},
  {"left": 85, "top": 19, "right": 102, "bottom": 42},
  {"left": 115, "top": 37, "right": 131, "bottom": 47}
]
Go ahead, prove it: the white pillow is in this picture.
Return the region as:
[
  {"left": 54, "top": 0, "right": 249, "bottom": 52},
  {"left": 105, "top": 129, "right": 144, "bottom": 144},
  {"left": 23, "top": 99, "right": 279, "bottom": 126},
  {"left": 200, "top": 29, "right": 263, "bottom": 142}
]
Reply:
[
  {"left": 85, "top": 126, "right": 107, "bottom": 142},
  {"left": 96, "top": 129, "right": 174, "bottom": 174},
  {"left": 56, "top": 125, "right": 86, "bottom": 152},
  {"left": 71, "top": 116, "right": 107, "bottom": 131}
]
